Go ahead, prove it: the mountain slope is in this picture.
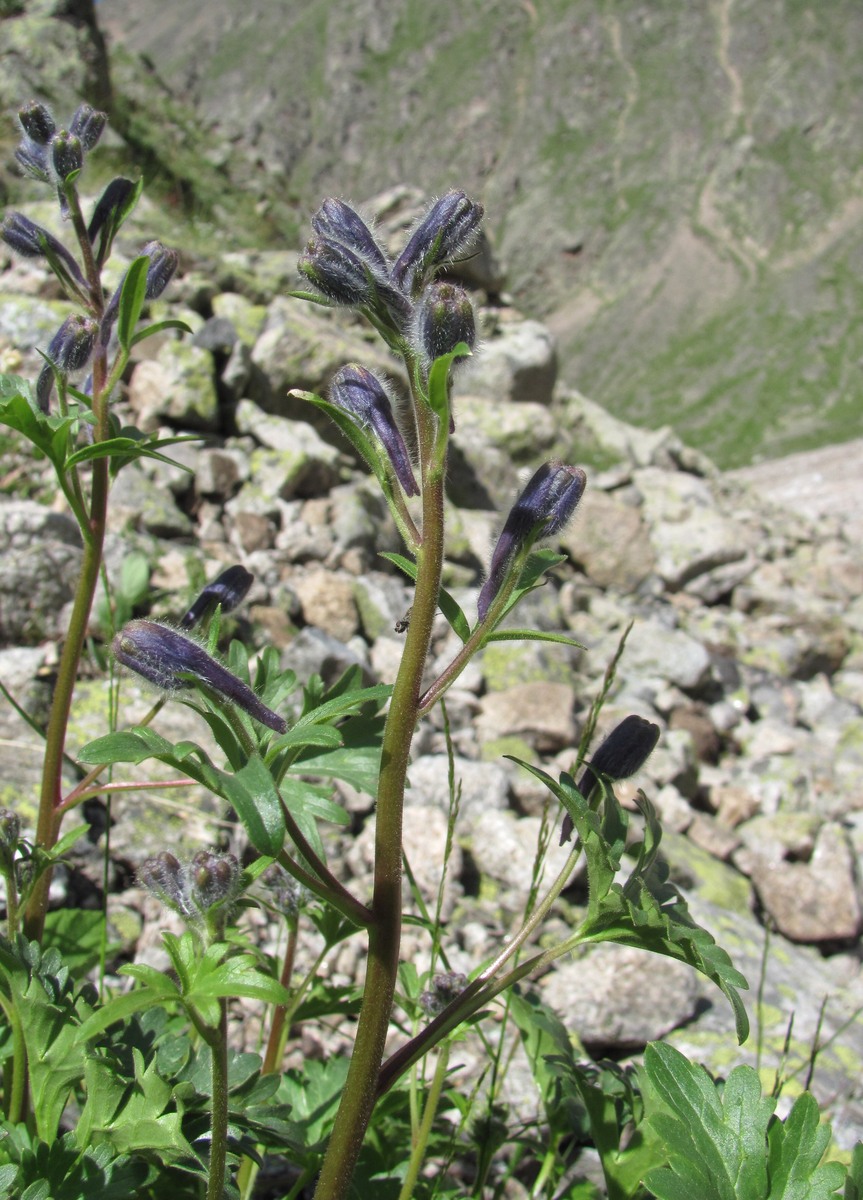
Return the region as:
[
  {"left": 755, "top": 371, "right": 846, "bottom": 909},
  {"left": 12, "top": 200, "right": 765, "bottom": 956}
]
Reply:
[{"left": 75, "top": 0, "right": 863, "bottom": 463}]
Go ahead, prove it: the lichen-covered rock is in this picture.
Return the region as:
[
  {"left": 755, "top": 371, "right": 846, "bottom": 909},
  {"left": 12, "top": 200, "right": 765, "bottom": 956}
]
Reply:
[
  {"left": 541, "top": 943, "right": 700, "bottom": 1051},
  {"left": 128, "top": 340, "right": 220, "bottom": 431}
]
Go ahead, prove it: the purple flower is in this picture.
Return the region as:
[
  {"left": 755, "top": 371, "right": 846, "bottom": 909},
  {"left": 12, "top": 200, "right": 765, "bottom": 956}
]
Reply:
[
  {"left": 392, "top": 190, "right": 484, "bottom": 296},
  {"left": 560, "top": 715, "right": 661, "bottom": 843},
  {"left": 477, "top": 462, "right": 586, "bottom": 621},
  {"left": 180, "top": 565, "right": 254, "bottom": 629},
  {"left": 113, "top": 620, "right": 287, "bottom": 733},
  {"left": 330, "top": 364, "right": 419, "bottom": 497}
]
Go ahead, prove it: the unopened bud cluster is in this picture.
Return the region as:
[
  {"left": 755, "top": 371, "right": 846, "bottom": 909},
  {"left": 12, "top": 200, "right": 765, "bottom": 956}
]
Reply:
[
  {"left": 140, "top": 849, "right": 241, "bottom": 929},
  {"left": 2, "top": 100, "right": 179, "bottom": 412},
  {"left": 419, "top": 971, "right": 468, "bottom": 1017}
]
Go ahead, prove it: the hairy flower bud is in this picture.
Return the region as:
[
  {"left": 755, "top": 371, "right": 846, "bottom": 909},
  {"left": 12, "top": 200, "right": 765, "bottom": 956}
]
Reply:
[
  {"left": 190, "top": 850, "right": 240, "bottom": 911},
  {"left": 142, "top": 240, "right": 179, "bottom": 299},
  {"left": 18, "top": 101, "right": 56, "bottom": 145},
  {"left": 51, "top": 130, "right": 83, "bottom": 180},
  {"left": 419, "top": 971, "right": 468, "bottom": 1016},
  {"left": 298, "top": 234, "right": 372, "bottom": 307},
  {"left": 330, "top": 364, "right": 419, "bottom": 497},
  {"left": 311, "top": 198, "right": 389, "bottom": 275},
  {"left": 69, "top": 103, "right": 107, "bottom": 151},
  {"left": 140, "top": 851, "right": 188, "bottom": 913},
  {"left": 1, "top": 212, "right": 85, "bottom": 283},
  {"left": 180, "top": 564, "right": 254, "bottom": 629},
  {"left": 477, "top": 462, "right": 587, "bottom": 621},
  {"left": 113, "top": 619, "right": 287, "bottom": 733},
  {"left": 393, "top": 190, "right": 484, "bottom": 295},
  {"left": 88, "top": 177, "right": 136, "bottom": 245},
  {"left": 414, "top": 280, "right": 476, "bottom": 362},
  {"left": 560, "top": 715, "right": 662, "bottom": 843},
  {"left": 46, "top": 313, "right": 99, "bottom": 373},
  {"left": 14, "top": 139, "right": 51, "bottom": 183},
  {"left": 37, "top": 314, "right": 99, "bottom": 411}
]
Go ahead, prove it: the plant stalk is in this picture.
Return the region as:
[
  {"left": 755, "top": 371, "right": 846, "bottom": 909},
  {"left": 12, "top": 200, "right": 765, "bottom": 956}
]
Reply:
[{"left": 313, "top": 399, "right": 446, "bottom": 1199}]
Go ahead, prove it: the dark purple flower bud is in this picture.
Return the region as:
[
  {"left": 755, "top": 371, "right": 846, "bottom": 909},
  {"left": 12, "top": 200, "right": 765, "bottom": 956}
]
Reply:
[
  {"left": 190, "top": 850, "right": 240, "bottom": 911},
  {"left": 51, "top": 130, "right": 83, "bottom": 180},
  {"left": 330, "top": 364, "right": 419, "bottom": 497},
  {"left": 88, "top": 177, "right": 136, "bottom": 245},
  {"left": 0, "top": 213, "right": 86, "bottom": 293},
  {"left": 140, "top": 851, "right": 188, "bottom": 914},
  {"left": 45, "top": 314, "right": 99, "bottom": 373},
  {"left": 113, "top": 619, "right": 287, "bottom": 733},
  {"left": 180, "top": 564, "right": 254, "bottom": 629},
  {"left": 14, "top": 139, "right": 51, "bottom": 183},
  {"left": 419, "top": 971, "right": 468, "bottom": 1016},
  {"left": 560, "top": 715, "right": 661, "bottom": 843},
  {"left": 311, "top": 198, "right": 389, "bottom": 275},
  {"left": 393, "top": 190, "right": 484, "bottom": 295},
  {"left": 69, "top": 103, "right": 108, "bottom": 151},
  {"left": 36, "top": 314, "right": 99, "bottom": 411},
  {"left": 477, "top": 463, "right": 587, "bottom": 621},
  {"left": 142, "top": 240, "right": 179, "bottom": 299},
  {"left": 414, "top": 281, "right": 476, "bottom": 362},
  {"left": 298, "top": 234, "right": 372, "bottom": 307},
  {"left": 18, "top": 101, "right": 56, "bottom": 145}
]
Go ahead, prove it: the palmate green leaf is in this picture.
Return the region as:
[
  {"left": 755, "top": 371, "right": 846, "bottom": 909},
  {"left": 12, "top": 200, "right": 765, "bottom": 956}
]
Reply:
[
  {"left": 279, "top": 1057, "right": 351, "bottom": 1150},
  {"left": 508, "top": 759, "right": 749, "bottom": 1041},
  {"left": 766, "top": 1092, "right": 847, "bottom": 1200},
  {"left": 643, "top": 1045, "right": 845, "bottom": 1200},
  {"left": 0, "top": 937, "right": 94, "bottom": 1142},
  {"left": 381, "top": 550, "right": 471, "bottom": 642},
  {"left": 78, "top": 1049, "right": 196, "bottom": 1164},
  {"left": 0, "top": 1128, "right": 148, "bottom": 1200}
]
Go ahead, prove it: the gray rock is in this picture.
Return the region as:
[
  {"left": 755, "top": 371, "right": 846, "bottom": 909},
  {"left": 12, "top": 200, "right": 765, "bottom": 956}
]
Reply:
[
  {"left": 456, "top": 318, "right": 557, "bottom": 406},
  {"left": 406, "top": 754, "right": 510, "bottom": 816},
  {"left": 0, "top": 499, "right": 83, "bottom": 642},
  {"left": 128, "top": 341, "right": 220, "bottom": 431},
  {"left": 634, "top": 467, "right": 750, "bottom": 590},
  {"left": 620, "top": 618, "right": 712, "bottom": 692},
  {"left": 749, "top": 822, "right": 861, "bottom": 943},
  {"left": 559, "top": 489, "right": 656, "bottom": 591},
  {"left": 541, "top": 943, "right": 700, "bottom": 1050},
  {"left": 476, "top": 681, "right": 576, "bottom": 753},
  {"left": 280, "top": 627, "right": 370, "bottom": 687}
]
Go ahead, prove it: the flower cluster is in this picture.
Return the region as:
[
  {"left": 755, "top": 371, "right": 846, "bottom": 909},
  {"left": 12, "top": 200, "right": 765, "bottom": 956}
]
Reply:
[{"left": 1, "top": 101, "right": 178, "bottom": 411}]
